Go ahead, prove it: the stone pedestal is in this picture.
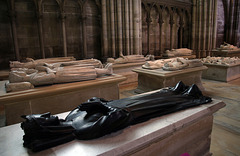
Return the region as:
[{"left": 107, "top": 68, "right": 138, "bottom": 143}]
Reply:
[
  {"left": 202, "top": 63, "right": 240, "bottom": 82},
  {"left": 0, "top": 74, "right": 126, "bottom": 125},
  {"left": 0, "top": 98, "right": 225, "bottom": 156},
  {"left": 133, "top": 66, "right": 208, "bottom": 93},
  {"left": 161, "top": 55, "right": 196, "bottom": 59},
  {"left": 212, "top": 49, "right": 240, "bottom": 57},
  {"left": 113, "top": 62, "right": 145, "bottom": 88}
]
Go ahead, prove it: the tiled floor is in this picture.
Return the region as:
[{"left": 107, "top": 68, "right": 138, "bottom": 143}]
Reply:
[{"left": 120, "top": 78, "right": 240, "bottom": 156}]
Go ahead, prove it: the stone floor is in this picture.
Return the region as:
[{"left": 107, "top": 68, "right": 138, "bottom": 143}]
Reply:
[
  {"left": 120, "top": 78, "right": 240, "bottom": 156},
  {"left": 0, "top": 78, "right": 239, "bottom": 155}
]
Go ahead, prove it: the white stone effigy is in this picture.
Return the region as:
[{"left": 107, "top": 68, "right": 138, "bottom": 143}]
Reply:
[
  {"left": 10, "top": 57, "right": 77, "bottom": 69},
  {"left": 219, "top": 42, "right": 238, "bottom": 50},
  {"left": 0, "top": 74, "right": 126, "bottom": 125},
  {"left": 162, "top": 48, "right": 196, "bottom": 59},
  {"left": 107, "top": 55, "right": 154, "bottom": 88},
  {"left": 202, "top": 56, "right": 240, "bottom": 82},
  {"left": 212, "top": 42, "right": 240, "bottom": 57},
  {"left": 6, "top": 58, "right": 112, "bottom": 92},
  {"left": 142, "top": 57, "right": 203, "bottom": 70},
  {"left": 107, "top": 54, "right": 154, "bottom": 64},
  {"left": 0, "top": 96, "right": 225, "bottom": 156}
]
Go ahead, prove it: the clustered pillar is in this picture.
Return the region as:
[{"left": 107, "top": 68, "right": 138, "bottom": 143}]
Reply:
[
  {"left": 101, "top": 0, "right": 142, "bottom": 59},
  {"left": 222, "top": 0, "right": 239, "bottom": 47},
  {"left": 191, "top": 0, "right": 218, "bottom": 58},
  {"left": 8, "top": 0, "right": 20, "bottom": 61}
]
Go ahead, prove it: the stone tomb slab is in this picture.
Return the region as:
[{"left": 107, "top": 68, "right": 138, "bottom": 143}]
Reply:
[
  {"left": 132, "top": 66, "right": 208, "bottom": 93},
  {"left": 0, "top": 74, "right": 126, "bottom": 125},
  {"left": 211, "top": 49, "right": 240, "bottom": 57},
  {"left": 202, "top": 63, "right": 240, "bottom": 82},
  {"left": 0, "top": 98, "right": 225, "bottom": 156}
]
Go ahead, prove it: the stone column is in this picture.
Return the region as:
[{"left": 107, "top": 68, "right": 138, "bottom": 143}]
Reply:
[
  {"left": 227, "top": 0, "right": 233, "bottom": 43},
  {"left": 191, "top": 0, "right": 197, "bottom": 51},
  {"left": 117, "top": 0, "right": 123, "bottom": 56},
  {"left": 138, "top": 0, "right": 142, "bottom": 55},
  {"left": 232, "top": 0, "right": 239, "bottom": 46},
  {"left": 8, "top": 0, "right": 20, "bottom": 61},
  {"left": 201, "top": 0, "right": 207, "bottom": 57},
  {"left": 124, "top": 0, "right": 130, "bottom": 55},
  {"left": 60, "top": 13, "right": 67, "bottom": 57},
  {"left": 194, "top": 0, "right": 201, "bottom": 58},
  {"left": 82, "top": 14, "right": 88, "bottom": 58},
  {"left": 179, "top": 10, "right": 184, "bottom": 48},
  {"left": 34, "top": 0, "right": 45, "bottom": 59},
  {"left": 36, "top": 12, "right": 45, "bottom": 58},
  {"left": 146, "top": 9, "right": 152, "bottom": 55},
  {"left": 187, "top": 11, "right": 192, "bottom": 49},
  {"left": 157, "top": 6, "right": 164, "bottom": 56},
  {"left": 212, "top": 0, "right": 218, "bottom": 49},
  {"left": 110, "top": 0, "right": 116, "bottom": 57},
  {"left": 101, "top": 0, "right": 108, "bottom": 58},
  {"left": 129, "top": 0, "right": 133, "bottom": 54},
  {"left": 133, "top": 0, "right": 140, "bottom": 54},
  {"left": 169, "top": 11, "right": 174, "bottom": 50},
  {"left": 206, "top": 0, "right": 212, "bottom": 56}
]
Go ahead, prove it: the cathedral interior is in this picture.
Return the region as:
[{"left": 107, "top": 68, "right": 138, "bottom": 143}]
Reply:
[{"left": 0, "top": 0, "right": 239, "bottom": 156}]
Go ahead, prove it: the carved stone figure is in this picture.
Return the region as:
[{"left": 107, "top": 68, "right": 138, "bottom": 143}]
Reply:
[
  {"left": 6, "top": 60, "right": 113, "bottom": 92},
  {"left": 107, "top": 54, "right": 154, "bottom": 64},
  {"left": 21, "top": 81, "right": 212, "bottom": 152},
  {"left": 10, "top": 57, "right": 102, "bottom": 69},
  {"left": 142, "top": 57, "right": 203, "bottom": 70},
  {"left": 219, "top": 42, "right": 238, "bottom": 50},
  {"left": 202, "top": 56, "right": 240, "bottom": 66},
  {"left": 142, "top": 59, "right": 172, "bottom": 69},
  {"left": 163, "top": 48, "right": 193, "bottom": 57},
  {"left": 5, "top": 82, "right": 34, "bottom": 92}
]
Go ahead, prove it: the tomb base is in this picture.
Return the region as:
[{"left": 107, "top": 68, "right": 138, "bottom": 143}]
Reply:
[
  {"left": 162, "top": 54, "right": 196, "bottom": 59},
  {"left": 113, "top": 62, "right": 144, "bottom": 88},
  {"left": 211, "top": 49, "right": 240, "bottom": 57},
  {"left": 202, "top": 63, "right": 240, "bottom": 82},
  {"left": 133, "top": 66, "right": 208, "bottom": 93},
  {"left": 0, "top": 98, "right": 225, "bottom": 156},
  {"left": 0, "top": 74, "right": 126, "bottom": 125}
]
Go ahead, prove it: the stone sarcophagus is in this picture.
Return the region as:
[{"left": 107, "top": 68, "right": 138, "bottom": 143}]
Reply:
[
  {"left": 202, "top": 63, "right": 240, "bottom": 82},
  {"left": 201, "top": 56, "right": 240, "bottom": 82}
]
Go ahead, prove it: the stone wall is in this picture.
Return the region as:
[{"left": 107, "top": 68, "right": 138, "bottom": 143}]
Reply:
[
  {"left": 0, "top": 0, "right": 15, "bottom": 69},
  {"left": 216, "top": 0, "right": 240, "bottom": 48},
  {"left": 216, "top": 0, "right": 225, "bottom": 48},
  {"left": 141, "top": 0, "right": 191, "bottom": 56},
  {"left": 0, "top": 0, "right": 101, "bottom": 70},
  {"left": 0, "top": 0, "right": 238, "bottom": 70}
]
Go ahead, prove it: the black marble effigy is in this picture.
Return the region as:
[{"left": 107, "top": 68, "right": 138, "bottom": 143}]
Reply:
[{"left": 21, "top": 81, "right": 212, "bottom": 152}]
